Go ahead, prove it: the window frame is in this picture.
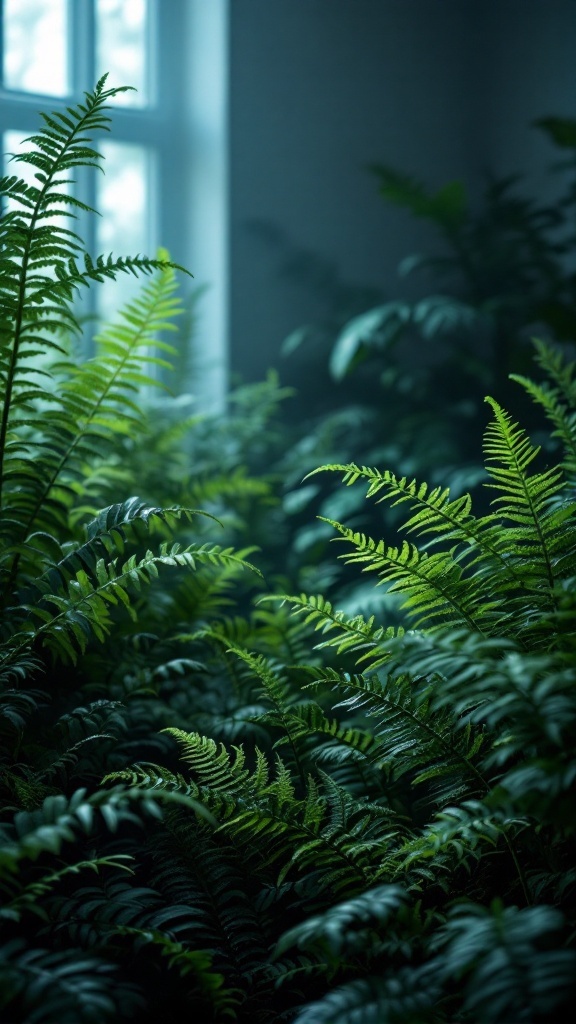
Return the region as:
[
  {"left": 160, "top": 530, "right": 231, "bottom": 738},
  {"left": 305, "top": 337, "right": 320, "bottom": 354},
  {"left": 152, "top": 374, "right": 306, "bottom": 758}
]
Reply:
[{"left": 0, "top": 0, "right": 229, "bottom": 408}]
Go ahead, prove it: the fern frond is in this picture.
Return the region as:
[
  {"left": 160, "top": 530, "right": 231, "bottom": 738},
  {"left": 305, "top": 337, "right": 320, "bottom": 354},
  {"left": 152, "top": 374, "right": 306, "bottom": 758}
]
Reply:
[
  {"left": 483, "top": 396, "right": 570, "bottom": 600},
  {"left": 398, "top": 799, "right": 528, "bottom": 874},
  {"left": 292, "top": 968, "right": 441, "bottom": 1024},
  {"left": 162, "top": 730, "right": 398, "bottom": 896},
  {"left": 512, "top": 338, "right": 576, "bottom": 478},
  {"left": 382, "top": 627, "right": 576, "bottom": 750},
  {"left": 264, "top": 591, "right": 403, "bottom": 671},
  {"left": 0, "top": 787, "right": 144, "bottom": 874},
  {"left": 163, "top": 728, "right": 275, "bottom": 800},
  {"left": 274, "top": 883, "right": 407, "bottom": 958},
  {"left": 0, "top": 261, "right": 187, "bottom": 589},
  {"left": 0, "top": 940, "right": 144, "bottom": 1024},
  {"left": 313, "top": 668, "right": 489, "bottom": 808},
  {"left": 434, "top": 901, "right": 576, "bottom": 1022},
  {"left": 111, "top": 927, "right": 241, "bottom": 1013},
  {"left": 1, "top": 77, "right": 144, "bottom": 507},
  {"left": 307, "top": 461, "right": 515, "bottom": 579},
  {"left": 0, "top": 854, "right": 134, "bottom": 922},
  {"left": 320, "top": 518, "right": 488, "bottom": 631},
  {"left": 4, "top": 542, "right": 258, "bottom": 667}
]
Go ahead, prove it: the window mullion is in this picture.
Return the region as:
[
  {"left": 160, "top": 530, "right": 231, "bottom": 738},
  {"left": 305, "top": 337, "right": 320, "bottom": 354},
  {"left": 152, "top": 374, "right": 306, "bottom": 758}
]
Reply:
[
  {"left": 68, "top": 0, "right": 97, "bottom": 345},
  {"left": 69, "top": 0, "right": 95, "bottom": 97}
]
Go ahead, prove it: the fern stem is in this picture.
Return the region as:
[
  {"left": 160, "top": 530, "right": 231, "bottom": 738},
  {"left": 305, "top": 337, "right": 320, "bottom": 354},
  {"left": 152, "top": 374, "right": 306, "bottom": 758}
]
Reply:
[
  {"left": 503, "top": 833, "right": 531, "bottom": 906},
  {"left": 0, "top": 207, "right": 40, "bottom": 510},
  {"left": 0, "top": 92, "right": 102, "bottom": 512}
]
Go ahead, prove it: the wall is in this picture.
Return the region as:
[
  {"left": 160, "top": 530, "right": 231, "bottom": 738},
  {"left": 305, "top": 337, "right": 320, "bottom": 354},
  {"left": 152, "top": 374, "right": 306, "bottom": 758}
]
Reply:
[{"left": 227, "top": 0, "right": 576, "bottom": 384}]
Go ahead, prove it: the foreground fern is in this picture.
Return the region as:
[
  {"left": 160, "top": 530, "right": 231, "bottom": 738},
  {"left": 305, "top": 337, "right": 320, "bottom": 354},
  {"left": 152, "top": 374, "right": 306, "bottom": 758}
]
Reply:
[
  {"left": 108, "top": 341, "right": 576, "bottom": 1022},
  {"left": 0, "top": 81, "right": 259, "bottom": 1023}
]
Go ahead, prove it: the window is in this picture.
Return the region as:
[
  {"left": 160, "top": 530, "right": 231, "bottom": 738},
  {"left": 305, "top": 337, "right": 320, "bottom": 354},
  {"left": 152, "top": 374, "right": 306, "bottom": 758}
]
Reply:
[{"left": 0, "top": 0, "right": 229, "bottom": 407}]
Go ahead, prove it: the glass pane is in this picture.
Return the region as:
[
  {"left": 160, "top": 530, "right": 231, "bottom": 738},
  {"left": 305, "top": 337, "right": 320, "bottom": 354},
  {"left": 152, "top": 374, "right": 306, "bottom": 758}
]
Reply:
[
  {"left": 96, "top": 141, "right": 155, "bottom": 324},
  {"left": 96, "top": 0, "right": 149, "bottom": 106},
  {"left": 3, "top": 0, "right": 68, "bottom": 95}
]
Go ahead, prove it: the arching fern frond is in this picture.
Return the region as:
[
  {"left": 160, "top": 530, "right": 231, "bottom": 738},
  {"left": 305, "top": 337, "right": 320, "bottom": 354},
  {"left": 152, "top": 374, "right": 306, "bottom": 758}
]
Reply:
[
  {"left": 274, "top": 883, "right": 407, "bottom": 959},
  {"left": 433, "top": 901, "right": 576, "bottom": 1023},
  {"left": 308, "top": 668, "right": 489, "bottom": 810},
  {"left": 397, "top": 799, "right": 528, "bottom": 876},
  {"left": 162, "top": 728, "right": 276, "bottom": 800},
  {"left": 1, "top": 854, "right": 134, "bottom": 923},
  {"left": 483, "top": 396, "right": 567, "bottom": 596},
  {"left": 4, "top": 542, "right": 257, "bottom": 666},
  {"left": 511, "top": 338, "right": 576, "bottom": 478},
  {"left": 0, "top": 75, "right": 188, "bottom": 521},
  {"left": 0, "top": 260, "right": 188, "bottom": 593},
  {"left": 291, "top": 968, "right": 441, "bottom": 1024},
  {"left": 301, "top": 385, "right": 575, "bottom": 640},
  {"left": 263, "top": 592, "right": 404, "bottom": 671},
  {"left": 321, "top": 518, "right": 494, "bottom": 632}
]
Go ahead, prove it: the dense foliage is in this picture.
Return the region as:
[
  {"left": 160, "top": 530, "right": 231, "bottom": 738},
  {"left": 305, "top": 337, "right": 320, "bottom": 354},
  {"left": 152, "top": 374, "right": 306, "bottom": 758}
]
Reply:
[{"left": 1, "top": 81, "right": 575, "bottom": 1023}]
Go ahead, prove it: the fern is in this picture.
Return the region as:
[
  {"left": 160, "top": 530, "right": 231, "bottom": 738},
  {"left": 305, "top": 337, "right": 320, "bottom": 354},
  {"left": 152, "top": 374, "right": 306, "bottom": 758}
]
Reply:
[
  {"left": 264, "top": 591, "right": 404, "bottom": 671},
  {"left": 2, "top": 80, "right": 575, "bottom": 1023},
  {"left": 511, "top": 338, "right": 576, "bottom": 478},
  {"left": 274, "top": 883, "right": 407, "bottom": 959},
  {"left": 432, "top": 901, "right": 576, "bottom": 1023},
  {"left": 291, "top": 969, "right": 442, "bottom": 1024},
  {"left": 111, "top": 927, "right": 241, "bottom": 1016},
  {"left": 304, "top": 380, "right": 575, "bottom": 640},
  {"left": 0, "top": 75, "right": 187, "bottom": 526},
  {"left": 0, "top": 941, "right": 145, "bottom": 1024},
  {"left": 0, "top": 855, "right": 135, "bottom": 923}
]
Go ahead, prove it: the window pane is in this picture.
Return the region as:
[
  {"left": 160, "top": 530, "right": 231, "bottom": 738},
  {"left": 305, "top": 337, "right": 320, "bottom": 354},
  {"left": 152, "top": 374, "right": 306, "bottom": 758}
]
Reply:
[
  {"left": 3, "top": 0, "right": 68, "bottom": 95},
  {"left": 96, "top": 141, "right": 155, "bottom": 323},
  {"left": 96, "top": 0, "right": 149, "bottom": 107}
]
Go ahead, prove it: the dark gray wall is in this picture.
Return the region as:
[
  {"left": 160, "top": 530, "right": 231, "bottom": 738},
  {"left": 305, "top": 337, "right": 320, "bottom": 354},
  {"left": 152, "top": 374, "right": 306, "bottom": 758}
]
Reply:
[
  {"left": 479, "top": 0, "right": 576, "bottom": 185},
  {"left": 228, "top": 0, "right": 576, "bottom": 382}
]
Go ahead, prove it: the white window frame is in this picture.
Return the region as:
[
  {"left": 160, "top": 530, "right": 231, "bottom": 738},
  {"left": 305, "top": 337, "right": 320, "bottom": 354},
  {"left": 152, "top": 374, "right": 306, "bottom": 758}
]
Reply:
[{"left": 0, "top": 0, "right": 229, "bottom": 408}]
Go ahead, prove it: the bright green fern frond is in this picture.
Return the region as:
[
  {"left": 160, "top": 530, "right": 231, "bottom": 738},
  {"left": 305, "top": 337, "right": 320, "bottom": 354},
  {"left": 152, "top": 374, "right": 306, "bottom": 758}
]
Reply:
[
  {"left": 164, "top": 728, "right": 270, "bottom": 797},
  {"left": 512, "top": 338, "right": 576, "bottom": 478},
  {"left": 264, "top": 592, "right": 404, "bottom": 671},
  {"left": 0, "top": 77, "right": 147, "bottom": 505},
  {"left": 483, "top": 396, "right": 572, "bottom": 603},
  {"left": 0, "top": 259, "right": 187, "bottom": 593},
  {"left": 321, "top": 518, "right": 489, "bottom": 631}
]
